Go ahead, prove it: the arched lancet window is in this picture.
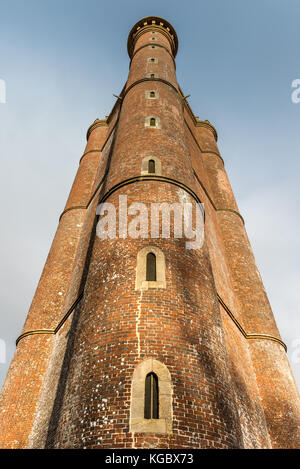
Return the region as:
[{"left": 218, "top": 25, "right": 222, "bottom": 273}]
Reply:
[
  {"left": 145, "top": 116, "right": 160, "bottom": 129},
  {"left": 130, "top": 358, "right": 172, "bottom": 433},
  {"left": 146, "top": 252, "right": 156, "bottom": 281},
  {"left": 148, "top": 159, "right": 155, "bottom": 173},
  {"left": 144, "top": 372, "right": 159, "bottom": 419},
  {"left": 145, "top": 90, "right": 158, "bottom": 101},
  {"left": 135, "top": 246, "right": 166, "bottom": 290},
  {"left": 141, "top": 156, "right": 161, "bottom": 176}
]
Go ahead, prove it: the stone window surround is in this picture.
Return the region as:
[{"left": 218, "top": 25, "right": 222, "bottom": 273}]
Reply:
[
  {"left": 146, "top": 72, "right": 159, "bottom": 79},
  {"left": 141, "top": 155, "right": 162, "bottom": 176},
  {"left": 145, "top": 90, "right": 159, "bottom": 100},
  {"left": 130, "top": 358, "right": 172, "bottom": 434},
  {"left": 135, "top": 246, "right": 166, "bottom": 290},
  {"left": 144, "top": 116, "right": 161, "bottom": 129},
  {"left": 147, "top": 57, "right": 158, "bottom": 64}
]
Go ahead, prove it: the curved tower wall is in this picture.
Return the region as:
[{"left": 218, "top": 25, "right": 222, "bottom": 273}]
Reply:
[
  {"left": 0, "top": 120, "right": 108, "bottom": 448},
  {"left": 193, "top": 122, "right": 300, "bottom": 448},
  {"left": 49, "top": 19, "right": 246, "bottom": 449},
  {"left": 0, "top": 16, "right": 299, "bottom": 449}
]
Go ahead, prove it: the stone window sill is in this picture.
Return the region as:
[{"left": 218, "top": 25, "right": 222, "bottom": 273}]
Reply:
[
  {"left": 141, "top": 280, "right": 166, "bottom": 290},
  {"left": 130, "top": 418, "right": 170, "bottom": 434}
]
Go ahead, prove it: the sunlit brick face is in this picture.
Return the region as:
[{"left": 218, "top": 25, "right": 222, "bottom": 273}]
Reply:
[{"left": 0, "top": 16, "right": 299, "bottom": 451}]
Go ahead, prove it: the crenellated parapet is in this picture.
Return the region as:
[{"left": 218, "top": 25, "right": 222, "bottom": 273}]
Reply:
[{"left": 127, "top": 16, "right": 178, "bottom": 58}]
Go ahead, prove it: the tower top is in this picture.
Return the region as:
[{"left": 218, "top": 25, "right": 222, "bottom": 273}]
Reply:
[{"left": 127, "top": 16, "right": 178, "bottom": 58}]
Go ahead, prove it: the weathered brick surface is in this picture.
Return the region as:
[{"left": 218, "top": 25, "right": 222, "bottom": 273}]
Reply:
[
  {"left": 249, "top": 341, "right": 300, "bottom": 448},
  {"left": 0, "top": 16, "right": 299, "bottom": 449},
  {"left": 220, "top": 311, "right": 272, "bottom": 448},
  {"left": 0, "top": 118, "right": 108, "bottom": 449},
  {"left": 50, "top": 187, "right": 244, "bottom": 448},
  {"left": 194, "top": 116, "right": 300, "bottom": 448},
  {"left": 0, "top": 335, "right": 53, "bottom": 448},
  {"left": 26, "top": 130, "right": 115, "bottom": 448}
]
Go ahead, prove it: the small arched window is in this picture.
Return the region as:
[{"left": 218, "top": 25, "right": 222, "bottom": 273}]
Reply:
[
  {"left": 135, "top": 246, "right": 166, "bottom": 290},
  {"left": 146, "top": 252, "right": 156, "bottom": 281},
  {"left": 147, "top": 57, "right": 158, "bottom": 64},
  {"left": 144, "top": 373, "right": 159, "bottom": 419},
  {"left": 145, "top": 116, "right": 160, "bottom": 129},
  {"left": 145, "top": 90, "right": 158, "bottom": 100},
  {"left": 130, "top": 358, "right": 172, "bottom": 433},
  {"left": 141, "top": 156, "right": 161, "bottom": 176},
  {"left": 148, "top": 159, "right": 155, "bottom": 173},
  {"left": 146, "top": 73, "right": 158, "bottom": 79}
]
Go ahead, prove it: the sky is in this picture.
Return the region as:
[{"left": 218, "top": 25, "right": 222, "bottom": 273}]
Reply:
[{"left": 0, "top": 0, "right": 300, "bottom": 393}]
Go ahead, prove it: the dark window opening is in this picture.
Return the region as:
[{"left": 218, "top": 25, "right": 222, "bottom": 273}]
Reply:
[
  {"left": 148, "top": 159, "right": 155, "bottom": 173},
  {"left": 146, "top": 252, "right": 156, "bottom": 281},
  {"left": 144, "top": 372, "right": 159, "bottom": 419},
  {"left": 150, "top": 73, "right": 155, "bottom": 78},
  {"left": 150, "top": 91, "right": 155, "bottom": 98},
  {"left": 150, "top": 117, "right": 156, "bottom": 127}
]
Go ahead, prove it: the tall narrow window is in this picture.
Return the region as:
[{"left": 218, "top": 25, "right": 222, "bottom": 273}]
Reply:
[
  {"left": 135, "top": 246, "right": 165, "bottom": 290},
  {"left": 148, "top": 159, "right": 155, "bottom": 173},
  {"left": 145, "top": 116, "right": 160, "bottom": 129},
  {"left": 150, "top": 73, "right": 155, "bottom": 78},
  {"left": 145, "top": 91, "right": 158, "bottom": 100},
  {"left": 146, "top": 252, "right": 156, "bottom": 281},
  {"left": 144, "top": 372, "right": 159, "bottom": 419},
  {"left": 130, "top": 359, "right": 172, "bottom": 433},
  {"left": 141, "top": 156, "right": 161, "bottom": 176}
]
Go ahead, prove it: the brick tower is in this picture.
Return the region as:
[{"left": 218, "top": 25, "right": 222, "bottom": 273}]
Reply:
[{"left": 0, "top": 16, "right": 299, "bottom": 449}]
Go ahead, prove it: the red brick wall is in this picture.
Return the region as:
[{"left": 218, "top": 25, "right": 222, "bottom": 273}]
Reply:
[
  {"left": 1, "top": 17, "right": 299, "bottom": 449},
  {"left": 0, "top": 122, "right": 108, "bottom": 448},
  {"left": 48, "top": 27, "right": 245, "bottom": 449}
]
